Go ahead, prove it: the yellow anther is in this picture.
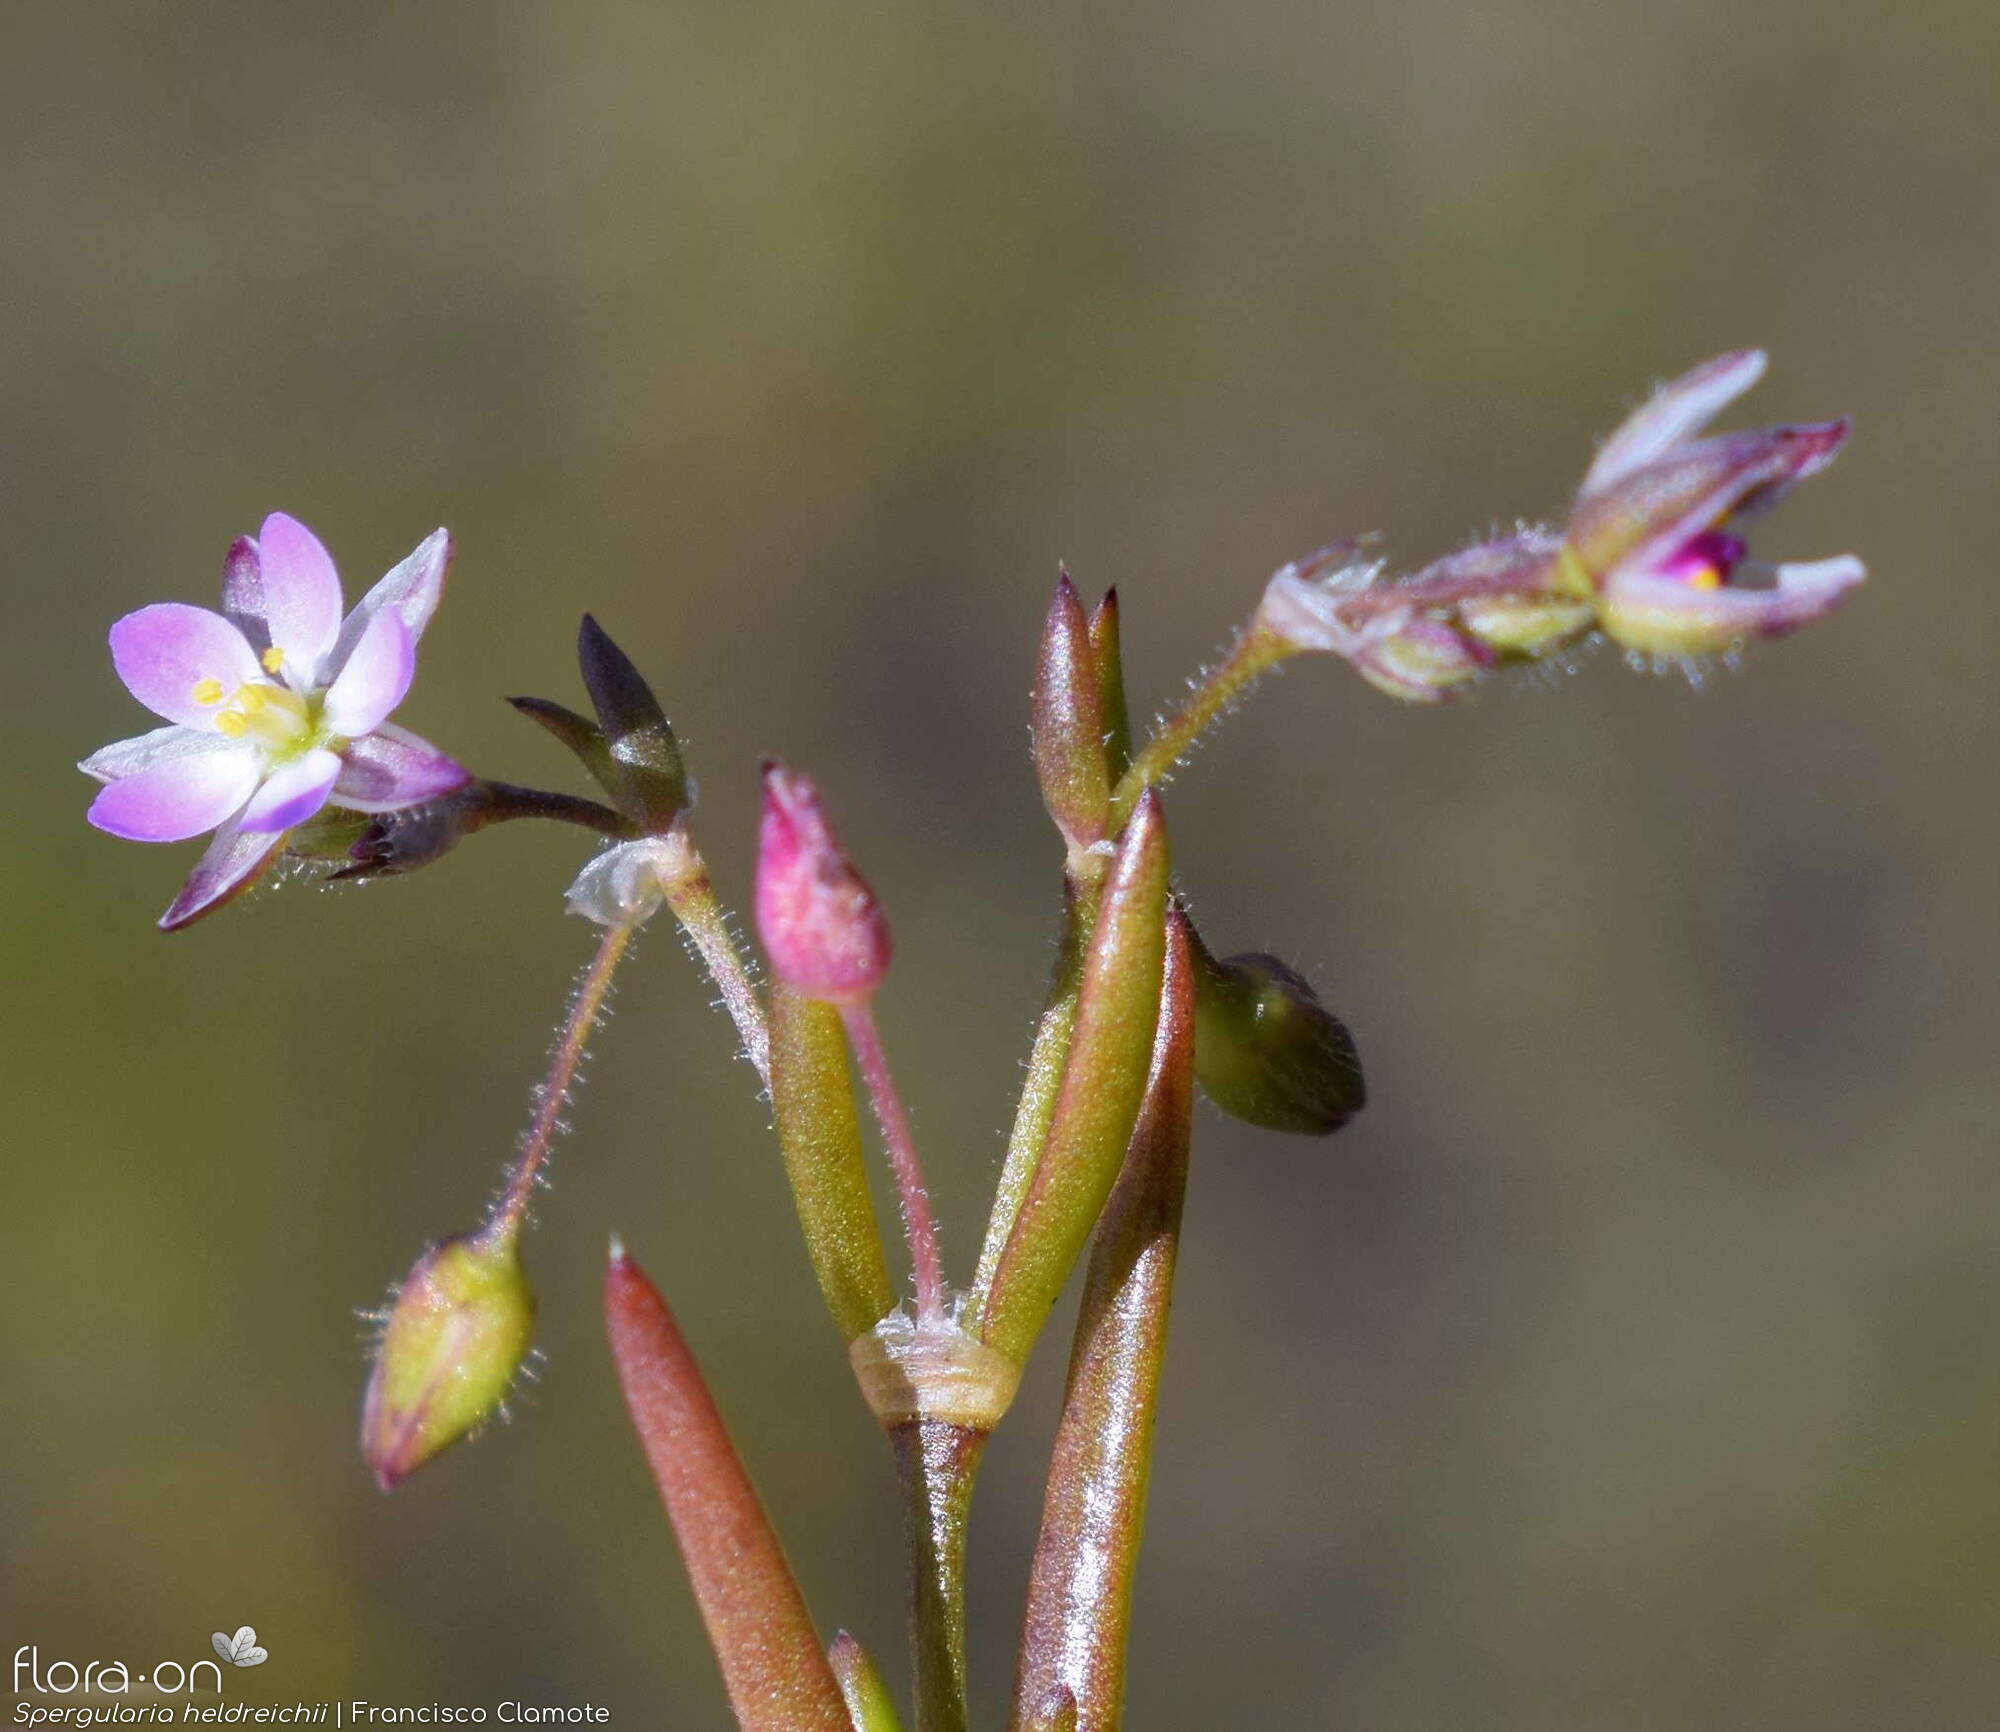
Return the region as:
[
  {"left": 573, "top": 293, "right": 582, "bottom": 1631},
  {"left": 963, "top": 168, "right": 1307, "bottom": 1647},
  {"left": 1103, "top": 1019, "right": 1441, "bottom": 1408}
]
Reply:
[
  {"left": 261, "top": 646, "right": 286, "bottom": 674},
  {"left": 215, "top": 711, "right": 250, "bottom": 738},
  {"left": 1688, "top": 565, "right": 1723, "bottom": 591},
  {"left": 234, "top": 684, "right": 269, "bottom": 714},
  {"left": 191, "top": 677, "right": 225, "bottom": 706}
]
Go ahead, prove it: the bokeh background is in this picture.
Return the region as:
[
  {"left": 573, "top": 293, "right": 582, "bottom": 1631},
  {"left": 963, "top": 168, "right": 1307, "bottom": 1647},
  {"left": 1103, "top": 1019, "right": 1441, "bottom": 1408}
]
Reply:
[{"left": 6, "top": 0, "right": 1996, "bottom": 1725}]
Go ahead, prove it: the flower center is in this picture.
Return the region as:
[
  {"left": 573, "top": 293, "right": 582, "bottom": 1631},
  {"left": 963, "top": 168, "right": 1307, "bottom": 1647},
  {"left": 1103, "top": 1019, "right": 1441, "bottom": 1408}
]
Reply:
[
  {"left": 199, "top": 677, "right": 316, "bottom": 751},
  {"left": 1657, "top": 530, "right": 1748, "bottom": 591}
]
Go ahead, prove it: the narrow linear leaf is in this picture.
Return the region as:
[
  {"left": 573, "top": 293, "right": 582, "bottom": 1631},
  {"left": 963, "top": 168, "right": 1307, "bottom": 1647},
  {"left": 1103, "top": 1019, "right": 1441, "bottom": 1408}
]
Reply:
[
  {"left": 1011, "top": 908, "right": 1194, "bottom": 1731},
  {"left": 969, "top": 878, "right": 1096, "bottom": 1312},
  {"left": 770, "top": 983, "right": 898, "bottom": 1339},
  {"left": 980, "top": 793, "right": 1170, "bottom": 1367},
  {"left": 829, "top": 1632, "right": 907, "bottom": 1732},
  {"left": 1086, "top": 589, "right": 1131, "bottom": 781},
  {"left": 604, "top": 1245, "right": 851, "bottom": 1732},
  {"left": 1031, "top": 572, "right": 1112, "bottom": 851}
]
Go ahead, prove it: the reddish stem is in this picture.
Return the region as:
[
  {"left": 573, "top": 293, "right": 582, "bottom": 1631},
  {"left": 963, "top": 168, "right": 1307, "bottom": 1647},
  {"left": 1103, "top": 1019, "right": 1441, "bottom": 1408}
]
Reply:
[
  {"left": 493, "top": 918, "right": 634, "bottom": 1236},
  {"left": 841, "top": 999, "right": 949, "bottom": 1322}
]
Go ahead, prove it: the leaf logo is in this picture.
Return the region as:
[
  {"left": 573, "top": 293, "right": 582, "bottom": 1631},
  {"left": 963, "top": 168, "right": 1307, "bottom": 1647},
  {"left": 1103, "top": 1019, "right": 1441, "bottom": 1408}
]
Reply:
[{"left": 211, "top": 1627, "right": 269, "bottom": 1668}]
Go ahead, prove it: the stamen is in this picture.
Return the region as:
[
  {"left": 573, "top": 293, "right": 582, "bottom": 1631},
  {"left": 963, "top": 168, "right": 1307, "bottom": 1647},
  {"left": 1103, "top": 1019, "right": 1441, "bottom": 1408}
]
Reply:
[
  {"left": 191, "top": 677, "right": 225, "bottom": 706},
  {"left": 215, "top": 712, "right": 249, "bottom": 738},
  {"left": 261, "top": 646, "right": 287, "bottom": 674}
]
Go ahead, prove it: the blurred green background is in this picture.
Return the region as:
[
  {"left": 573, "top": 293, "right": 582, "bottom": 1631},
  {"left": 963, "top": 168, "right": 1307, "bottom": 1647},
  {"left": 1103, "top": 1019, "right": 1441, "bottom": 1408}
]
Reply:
[{"left": 6, "top": 0, "right": 1996, "bottom": 1725}]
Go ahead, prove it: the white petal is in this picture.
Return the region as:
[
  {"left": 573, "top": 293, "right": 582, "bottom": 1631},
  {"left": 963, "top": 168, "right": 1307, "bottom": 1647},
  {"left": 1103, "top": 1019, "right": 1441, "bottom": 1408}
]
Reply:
[{"left": 80, "top": 725, "right": 235, "bottom": 784}]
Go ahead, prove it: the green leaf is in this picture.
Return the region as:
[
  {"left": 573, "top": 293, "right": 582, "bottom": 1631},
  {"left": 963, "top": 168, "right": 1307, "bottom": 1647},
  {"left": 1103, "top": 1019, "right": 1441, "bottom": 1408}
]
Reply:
[{"left": 978, "top": 793, "right": 1170, "bottom": 1367}]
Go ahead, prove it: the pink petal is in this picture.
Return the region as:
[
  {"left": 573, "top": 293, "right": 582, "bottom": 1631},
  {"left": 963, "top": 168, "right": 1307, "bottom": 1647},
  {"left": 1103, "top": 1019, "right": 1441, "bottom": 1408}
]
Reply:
[
  {"left": 331, "top": 722, "right": 471, "bottom": 812},
  {"left": 109, "top": 604, "right": 263, "bottom": 728},
  {"left": 80, "top": 724, "right": 219, "bottom": 784},
  {"left": 257, "top": 513, "right": 346, "bottom": 678},
  {"left": 1582, "top": 350, "right": 1768, "bottom": 497},
  {"left": 159, "top": 819, "right": 288, "bottom": 932},
  {"left": 87, "top": 743, "right": 261, "bottom": 842},
  {"left": 330, "top": 529, "right": 452, "bottom": 675},
  {"left": 239, "top": 748, "right": 342, "bottom": 833},
  {"left": 321, "top": 610, "right": 414, "bottom": 737}
]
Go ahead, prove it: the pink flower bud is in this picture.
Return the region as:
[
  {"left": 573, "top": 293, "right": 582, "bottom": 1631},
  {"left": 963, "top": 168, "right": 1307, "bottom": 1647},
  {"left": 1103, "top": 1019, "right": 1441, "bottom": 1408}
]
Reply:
[{"left": 754, "top": 762, "right": 892, "bottom": 1005}]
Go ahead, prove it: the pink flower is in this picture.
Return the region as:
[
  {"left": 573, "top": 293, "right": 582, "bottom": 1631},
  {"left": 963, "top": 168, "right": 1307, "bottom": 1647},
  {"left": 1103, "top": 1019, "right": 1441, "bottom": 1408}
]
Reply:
[
  {"left": 1568, "top": 350, "right": 1865, "bottom": 657},
  {"left": 82, "top": 513, "right": 469, "bottom": 930}
]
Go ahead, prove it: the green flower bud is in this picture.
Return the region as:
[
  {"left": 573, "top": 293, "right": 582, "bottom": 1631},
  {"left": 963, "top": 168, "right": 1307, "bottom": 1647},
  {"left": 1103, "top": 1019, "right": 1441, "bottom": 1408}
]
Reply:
[
  {"left": 1191, "top": 939, "right": 1364, "bottom": 1136},
  {"left": 360, "top": 1227, "right": 536, "bottom": 1489}
]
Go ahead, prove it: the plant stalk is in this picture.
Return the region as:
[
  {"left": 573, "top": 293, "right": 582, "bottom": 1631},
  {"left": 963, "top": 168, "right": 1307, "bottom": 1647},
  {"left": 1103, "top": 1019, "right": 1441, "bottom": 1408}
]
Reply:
[{"left": 892, "top": 1419, "right": 989, "bottom": 1732}]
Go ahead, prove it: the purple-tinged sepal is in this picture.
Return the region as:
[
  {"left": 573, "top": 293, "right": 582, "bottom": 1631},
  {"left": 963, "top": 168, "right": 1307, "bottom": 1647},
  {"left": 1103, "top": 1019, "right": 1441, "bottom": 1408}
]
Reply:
[
  {"left": 1253, "top": 538, "right": 1388, "bottom": 657},
  {"left": 360, "top": 1224, "right": 536, "bottom": 1490},
  {"left": 1565, "top": 419, "right": 1851, "bottom": 595},
  {"left": 1350, "top": 618, "right": 1494, "bottom": 704}
]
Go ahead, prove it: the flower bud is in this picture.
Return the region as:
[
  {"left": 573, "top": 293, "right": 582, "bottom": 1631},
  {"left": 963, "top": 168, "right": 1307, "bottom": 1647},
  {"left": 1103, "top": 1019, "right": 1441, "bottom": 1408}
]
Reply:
[
  {"left": 1349, "top": 619, "right": 1493, "bottom": 704},
  {"left": 1190, "top": 940, "right": 1364, "bottom": 1136},
  {"left": 360, "top": 1227, "right": 536, "bottom": 1489},
  {"left": 754, "top": 762, "right": 892, "bottom": 1005}
]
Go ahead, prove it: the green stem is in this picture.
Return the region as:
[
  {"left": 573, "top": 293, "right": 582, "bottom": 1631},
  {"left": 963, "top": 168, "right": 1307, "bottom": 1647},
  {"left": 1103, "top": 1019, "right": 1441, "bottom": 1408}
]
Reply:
[
  {"left": 479, "top": 779, "right": 642, "bottom": 838},
  {"left": 1109, "top": 623, "right": 1290, "bottom": 821},
  {"left": 651, "top": 830, "right": 771, "bottom": 1085},
  {"left": 892, "top": 1420, "right": 989, "bottom": 1732}
]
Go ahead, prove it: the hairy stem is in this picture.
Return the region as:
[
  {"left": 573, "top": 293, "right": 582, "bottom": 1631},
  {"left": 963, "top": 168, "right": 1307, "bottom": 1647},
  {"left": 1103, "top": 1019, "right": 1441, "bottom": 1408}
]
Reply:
[
  {"left": 1110, "top": 623, "right": 1289, "bottom": 820},
  {"left": 654, "top": 830, "right": 772, "bottom": 1086},
  {"left": 843, "top": 1000, "right": 948, "bottom": 1322},
  {"left": 492, "top": 917, "right": 635, "bottom": 1236}
]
